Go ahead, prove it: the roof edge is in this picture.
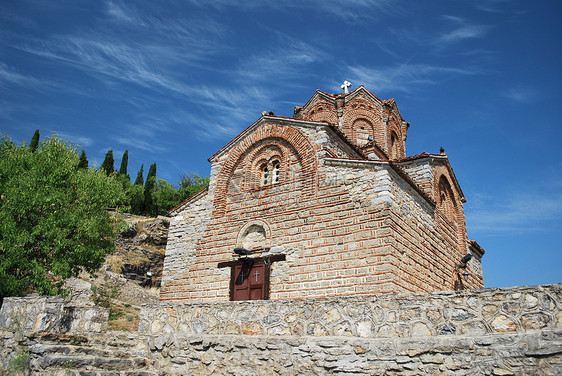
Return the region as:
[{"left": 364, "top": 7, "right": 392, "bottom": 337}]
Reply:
[
  {"left": 168, "top": 186, "right": 208, "bottom": 216},
  {"left": 208, "top": 115, "right": 367, "bottom": 163},
  {"left": 398, "top": 152, "right": 466, "bottom": 203}
]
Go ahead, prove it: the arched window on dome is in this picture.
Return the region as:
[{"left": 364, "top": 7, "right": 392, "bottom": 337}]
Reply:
[
  {"left": 390, "top": 131, "right": 400, "bottom": 159},
  {"left": 353, "top": 119, "right": 374, "bottom": 147}
]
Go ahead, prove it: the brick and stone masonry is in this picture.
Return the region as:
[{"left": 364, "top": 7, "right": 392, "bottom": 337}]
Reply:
[{"left": 160, "top": 85, "right": 484, "bottom": 302}]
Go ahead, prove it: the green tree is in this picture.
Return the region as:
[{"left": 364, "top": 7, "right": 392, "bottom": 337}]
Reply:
[
  {"left": 128, "top": 184, "right": 144, "bottom": 215},
  {"left": 0, "top": 135, "right": 125, "bottom": 301},
  {"left": 128, "top": 164, "right": 144, "bottom": 214},
  {"left": 77, "top": 150, "right": 88, "bottom": 169},
  {"left": 134, "top": 164, "right": 144, "bottom": 186},
  {"left": 100, "top": 149, "right": 114, "bottom": 176},
  {"left": 117, "top": 151, "right": 131, "bottom": 190},
  {"left": 152, "top": 179, "right": 178, "bottom": 216},
  {"left": 150, "top": 174, "right": 210, "bottom": 216},
  {"left": 178, "top": 174, "right": 210, "bottom": 202},
  {"left": 143, "top": 162, "right": 157, "bottom": 216},
  {"left": 29, "top": 129, "right": 40, "bottom": 152},
  {"left": 118, "top": 150, "right": 129, "bottom": 176}
]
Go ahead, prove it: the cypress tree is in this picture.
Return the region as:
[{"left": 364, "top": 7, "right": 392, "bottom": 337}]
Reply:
[
  {"left": 100, "top": 150, "right": 114, "bottom": 175},
  {"left": 134, "top": 164, "right": 144, "bottom": 186},
  {"left": 143, "top": 162, "right": 157, "bottom": 216},
  {"left": 77, "top": 150, "right": 88, "bottom": 169},
  {"left": 29, "top": 129, "right": 40, "bottom": 152},
  {"left": 119, "top": 150, "right": 129, "bottom": 176},
  {"left": 129, "top": 164, "right": 145, "bottom": 215}
]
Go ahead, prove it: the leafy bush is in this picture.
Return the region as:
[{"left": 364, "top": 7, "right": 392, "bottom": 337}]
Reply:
[{"left": 0, "top": 135, "right": 125, "bottom": 300}]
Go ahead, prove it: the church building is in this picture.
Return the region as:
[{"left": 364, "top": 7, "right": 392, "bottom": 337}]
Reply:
[{"left": 160, "top": 84, "right": 485, "bottom": 302}]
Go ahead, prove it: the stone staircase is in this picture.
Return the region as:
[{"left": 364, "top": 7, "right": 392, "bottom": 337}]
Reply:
[{"left": 26, "top": 331, "right": 159, "bottom": 376}]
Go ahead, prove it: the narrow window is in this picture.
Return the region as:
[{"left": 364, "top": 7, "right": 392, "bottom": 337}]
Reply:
[
  {"left": 389, "top": 131, "right": 402, "bottom": 159},
  {"left": 261, "top": 164, "right": 269, "bottom": 186},
  {"left": 272, "top": 161, "right": 280, "bottom": 183}
]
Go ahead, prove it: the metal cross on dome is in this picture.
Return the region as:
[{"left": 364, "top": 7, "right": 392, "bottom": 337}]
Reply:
[{"left": 341, "top": 80, "right": 352, "bottom": 94}]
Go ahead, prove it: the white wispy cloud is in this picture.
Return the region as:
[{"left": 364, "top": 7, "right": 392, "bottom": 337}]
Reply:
[
  {"left": 436, "top": 15, "right": 491, "bottom": 45},
  {"left": 234, "top": 36, "right": 328, "bottom": 84},
  {"left": 103, "top": 0, "right": 229, "bottom": 56},
  {"left": 168, "top": 110, "right": 238, "bottom": 141},
  {"left": 346, "top": 63, "right": 475, "bottom": 95},
  {"left": 183, "top": 0, "right": 397, "bottom": 22},
  {"left": 390, "top": 15, "right": 491, "bottom": 49},
  {"left": 466, "top": 180, "right": 562, "bottom": 233},
  {"left": 16, "top": 1, "right": 230, "bottom": 95},
  {"left": 18, "top": 36, "right": 180, "bottom": 93},
  {"left": 0, "top": 62, "right": 45, "bottom": 88},
  {"left": 501, "top": 86, "right": 539, "bottom": 103},
  {"left": 106, "top": 1, "right": 143, "bottom": 25},
  {"left": 56, "top": 132, "right": 95, "bottom": 148},
  {"left": 474, "top": 0, "right": 509, "bottom": 13},
  {"left": 437, "top": 24, "right": 490, "bottom": 44},
  {"left": 113, "top": 135, "right": 167, "bottom": 153}
]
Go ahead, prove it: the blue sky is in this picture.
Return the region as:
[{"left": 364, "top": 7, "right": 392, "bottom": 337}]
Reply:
[{"left": 1, "top": 1, "right": 561, "bottom": 289}]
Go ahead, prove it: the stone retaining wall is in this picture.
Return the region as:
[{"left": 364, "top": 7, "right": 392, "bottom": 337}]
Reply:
[
  {"left": 140, "top": 284, "right": 562, "bottom": 375},
  {"left": 1, "top": 285, "right": 560, "bottom": 375},
  {"left": 0, "top": 296, "right": 108, "bottom": 335}
]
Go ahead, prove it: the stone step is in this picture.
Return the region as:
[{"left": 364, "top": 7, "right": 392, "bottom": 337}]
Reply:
[
  {"left": 39, "top": 371, "right": 159, "bottom": 376},
  {"left": 35, "top": 353, "right": 150, "bottom": 371},
  {"left": 30, "top": 331, "right": 146, "bottom": 352},
  {"left": 84, "top": 333, "right": 150, "bottom": 351},
  {"left": 30, "top": 342, "right": 140, "bottom": 359}
]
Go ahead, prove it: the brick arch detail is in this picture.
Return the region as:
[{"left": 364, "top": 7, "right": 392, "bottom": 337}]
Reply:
[
  {"left": 244, "top": 143, "right": 286, "bottom": 190},
  {"left": 433, "top": 166, "right": 467, "bottom": 253},
  {"left": 341, "top": 107, "right": 383, "bottom": 148},
  {"left": 387, "top": 124, "right": 404, "bottom": 160},
  {"left": 303, "top": 101, "right": 338, "bottom": 125},
  {"left": 309, "top": 110, "right": 338, "bottom": 125},
  {"left": 213, "top": 123, "right": 318, "bottom": 216}
]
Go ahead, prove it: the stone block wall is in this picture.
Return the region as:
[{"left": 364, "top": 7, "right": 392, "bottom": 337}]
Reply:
[
  {"left": 140, "top": 284, "right": 562, "bottom": 375},
  {"left": 0, "top": 285, "right": 559, "bottom": 375},
  {"left": 0, "top": 296, "right": 108, "bottom": 336}
]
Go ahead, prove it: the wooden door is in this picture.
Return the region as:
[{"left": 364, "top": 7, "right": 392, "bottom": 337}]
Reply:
[{"left": 232, "top": 260, "right": 266, "bottom": 301}]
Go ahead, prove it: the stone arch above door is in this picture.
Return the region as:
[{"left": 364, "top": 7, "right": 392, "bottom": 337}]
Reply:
[{"left": 236, "top": 220, "right": 271, "bottom": 250}]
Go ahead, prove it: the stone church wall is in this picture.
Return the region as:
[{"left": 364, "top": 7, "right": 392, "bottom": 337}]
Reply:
[
  {"left": 160, "top": 119, "right": 483, "bottom": 303},
  {"left": 161, "top": 158, "right": 482, "bottom": 302},
  {"left": 160, "top": 190, "right": 214, "bottom": 289},
  {"left": 140, "top": 284, "right": 562, "bottom": 375}
]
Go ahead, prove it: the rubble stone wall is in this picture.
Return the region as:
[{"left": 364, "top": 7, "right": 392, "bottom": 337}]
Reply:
[
  {"left": 0, "top": 285, "right": 560, "bottom": 375},
  {"left": 0, "top": 296, "right": 108, "bottom": 335},
  {"left": 140, "top": 284, "right": 562, "bottom": 375}
]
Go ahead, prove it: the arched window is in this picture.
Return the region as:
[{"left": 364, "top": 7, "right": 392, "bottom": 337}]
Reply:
[
  {"left": 261, "top": 163, "right": 269, "bottom": 185},
  {"left": 272, "top": 160, "right": 280, "bottom": 183},
  {"left": 390, "top": 131, "right": 400, "bottom": 159},
  {"left": 353, "top": 119, "right": 374, "bottom": 146},
  {"left": 438, "top": 177, "right": 456, "bottom": 223},
  {"left": 259, "top": 159, "right": 281, "bottom": 187}
]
